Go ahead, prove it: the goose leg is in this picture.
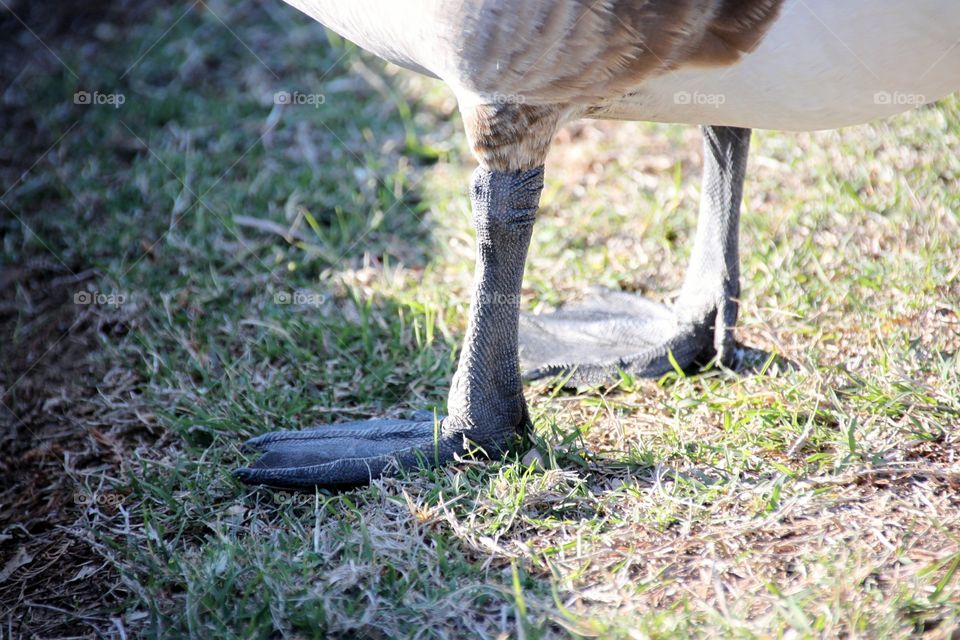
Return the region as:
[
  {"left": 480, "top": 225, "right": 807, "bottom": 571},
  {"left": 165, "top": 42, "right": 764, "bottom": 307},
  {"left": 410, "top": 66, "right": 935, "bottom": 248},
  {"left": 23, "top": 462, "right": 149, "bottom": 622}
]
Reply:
[
  {"left": 235, "top": 166, "right": 544, "bottom": 489},
  {"left": 520, "top": 125, "right": 750, "bottom": 386}
]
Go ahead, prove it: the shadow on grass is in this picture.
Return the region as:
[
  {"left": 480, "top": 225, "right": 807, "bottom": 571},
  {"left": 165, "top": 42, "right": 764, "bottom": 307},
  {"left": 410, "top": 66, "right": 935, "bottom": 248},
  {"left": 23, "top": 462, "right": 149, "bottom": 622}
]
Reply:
[{"left": 1, "top": 0, "right": 463, "bottom": 635}]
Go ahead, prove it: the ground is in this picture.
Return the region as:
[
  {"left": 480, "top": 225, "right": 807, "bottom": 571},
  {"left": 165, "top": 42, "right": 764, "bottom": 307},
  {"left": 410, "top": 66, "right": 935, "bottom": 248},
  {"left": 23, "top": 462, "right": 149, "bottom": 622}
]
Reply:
[{"left": 1, "top": 1, "right": 959, "bottom": 638}]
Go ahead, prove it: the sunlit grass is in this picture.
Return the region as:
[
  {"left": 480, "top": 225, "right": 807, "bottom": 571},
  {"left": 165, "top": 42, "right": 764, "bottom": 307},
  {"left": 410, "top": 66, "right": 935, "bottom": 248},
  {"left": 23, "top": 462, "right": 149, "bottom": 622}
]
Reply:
[{"left": 2, "top": 1, "right": 958, "bottom": 637}]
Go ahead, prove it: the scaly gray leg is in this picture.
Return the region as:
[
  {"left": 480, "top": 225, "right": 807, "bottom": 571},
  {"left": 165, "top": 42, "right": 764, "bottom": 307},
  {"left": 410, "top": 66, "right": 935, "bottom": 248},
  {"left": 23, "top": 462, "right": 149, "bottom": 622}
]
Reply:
[
  {"left": 235, "top": 166, "right": 544, "bottom": 489},
  {"left": 520, "top": 125, "right": 750, "bottom": 386}
]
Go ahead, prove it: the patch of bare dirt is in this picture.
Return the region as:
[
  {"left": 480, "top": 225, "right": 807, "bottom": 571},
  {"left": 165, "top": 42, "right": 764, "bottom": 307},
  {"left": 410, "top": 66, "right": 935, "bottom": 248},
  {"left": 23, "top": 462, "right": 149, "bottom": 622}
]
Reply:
[{"left": 0, "top": 259, "right": 162, "bottom": 637}]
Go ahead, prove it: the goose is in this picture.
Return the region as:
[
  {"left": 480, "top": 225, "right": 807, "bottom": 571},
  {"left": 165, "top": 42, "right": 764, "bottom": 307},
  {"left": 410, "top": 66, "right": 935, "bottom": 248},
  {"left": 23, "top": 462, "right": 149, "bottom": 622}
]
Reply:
[{"left": 235, "top": 0, "right": 960, "bottom": 489}]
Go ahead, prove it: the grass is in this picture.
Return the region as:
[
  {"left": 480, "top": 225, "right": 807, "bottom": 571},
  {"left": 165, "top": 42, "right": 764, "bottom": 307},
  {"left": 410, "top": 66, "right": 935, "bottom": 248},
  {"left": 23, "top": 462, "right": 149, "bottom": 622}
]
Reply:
[{"left": 2, "top": 1, "right": 959, "bottom": 637}]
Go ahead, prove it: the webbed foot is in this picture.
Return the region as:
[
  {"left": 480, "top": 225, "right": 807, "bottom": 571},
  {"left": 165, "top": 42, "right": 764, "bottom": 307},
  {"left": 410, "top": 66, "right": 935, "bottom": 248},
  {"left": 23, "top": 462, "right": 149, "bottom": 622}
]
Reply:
[
  {"left": 519, "top": 287, "right": 736, "bottom": 386},
  {"left": 234, "top": 413, "right": 523, "bottom": 490}
]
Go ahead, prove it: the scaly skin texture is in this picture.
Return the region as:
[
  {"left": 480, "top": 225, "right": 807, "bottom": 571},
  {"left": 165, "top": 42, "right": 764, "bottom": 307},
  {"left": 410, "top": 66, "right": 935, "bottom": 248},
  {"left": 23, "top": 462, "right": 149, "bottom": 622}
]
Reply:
[
  {"left": 676, "top": 125, "right": 751, "bottom": 363},
  {"left": 235, "top": 166, "right": 544, "bottom": 489},
  {"left": 518, "top": 125, "right": 750, "bottom": 387}
]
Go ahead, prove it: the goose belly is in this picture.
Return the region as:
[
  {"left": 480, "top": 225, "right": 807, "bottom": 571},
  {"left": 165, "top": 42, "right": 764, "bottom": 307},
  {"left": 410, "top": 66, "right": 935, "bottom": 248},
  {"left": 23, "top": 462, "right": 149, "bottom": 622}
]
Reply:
[{"left": 598, "top": 0, "right": 960, "bottom": 130}]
